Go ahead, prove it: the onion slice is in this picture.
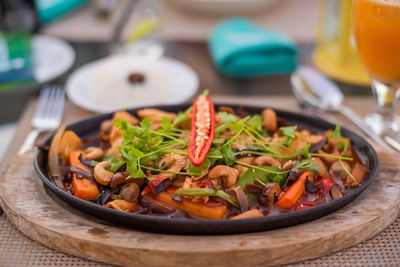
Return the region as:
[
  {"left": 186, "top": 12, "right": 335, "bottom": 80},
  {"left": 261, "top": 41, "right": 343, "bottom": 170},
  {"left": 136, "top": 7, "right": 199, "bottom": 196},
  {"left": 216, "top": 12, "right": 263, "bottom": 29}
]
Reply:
[{"left": 48, "top": 124, "right": 66, "bottom": 190}]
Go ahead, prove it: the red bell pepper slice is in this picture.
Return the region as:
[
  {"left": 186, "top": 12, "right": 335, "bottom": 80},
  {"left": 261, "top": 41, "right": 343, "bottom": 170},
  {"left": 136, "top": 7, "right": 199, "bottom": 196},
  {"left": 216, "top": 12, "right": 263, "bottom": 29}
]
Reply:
[
  {"left": 143, "top": 176, "right": 165, "bottom": 194},
  {"left": 188, "top": 95, "right": 215, "bottom": 167},
  {"left": 320, "top": 178, "right": 337, "bottom": 195}
]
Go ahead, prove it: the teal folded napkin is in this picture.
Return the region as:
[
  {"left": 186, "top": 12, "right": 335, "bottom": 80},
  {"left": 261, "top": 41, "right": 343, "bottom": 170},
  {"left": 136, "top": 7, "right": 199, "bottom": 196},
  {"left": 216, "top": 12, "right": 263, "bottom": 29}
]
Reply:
[
  {"left": 209, "top": 17, "right": 298, "bottom": 78},
  {"left": 36, "top": 0, "right": 90, "bottom": 24}
]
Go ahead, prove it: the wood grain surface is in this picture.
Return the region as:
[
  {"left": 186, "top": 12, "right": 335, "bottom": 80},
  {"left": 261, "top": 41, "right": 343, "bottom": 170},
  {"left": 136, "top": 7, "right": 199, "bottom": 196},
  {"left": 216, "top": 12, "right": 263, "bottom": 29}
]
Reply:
[{"left": 1, "top": 97, "right": 398, "bottom": 267}]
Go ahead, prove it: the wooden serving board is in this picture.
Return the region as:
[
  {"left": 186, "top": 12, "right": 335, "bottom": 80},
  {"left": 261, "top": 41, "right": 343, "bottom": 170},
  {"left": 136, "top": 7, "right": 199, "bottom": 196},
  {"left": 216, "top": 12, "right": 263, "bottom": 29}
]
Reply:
[{"left": 0, "top": 148, "right": 400, "bottom": 267}]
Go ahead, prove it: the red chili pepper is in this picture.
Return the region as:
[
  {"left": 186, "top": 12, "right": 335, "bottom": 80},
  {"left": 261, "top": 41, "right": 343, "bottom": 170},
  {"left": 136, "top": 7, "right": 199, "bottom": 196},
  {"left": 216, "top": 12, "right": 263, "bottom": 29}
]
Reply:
[
  {"left": 143, "top": 176, "right": 165, "bottom": 194},
  {"left": 188, "top": 95, "right": 215, "bottom": 167},
  {"left": 293, "top": 202, "right": 315, "bottom": 211},
  {"left": 320, "top": 178, "right": 337, "bottom": 195},
  {"left": 198, "top": 180, "right": 215, "bottom": 189},
  {"left": 293, "top": 192, "right": 325, "bottom": 211}
]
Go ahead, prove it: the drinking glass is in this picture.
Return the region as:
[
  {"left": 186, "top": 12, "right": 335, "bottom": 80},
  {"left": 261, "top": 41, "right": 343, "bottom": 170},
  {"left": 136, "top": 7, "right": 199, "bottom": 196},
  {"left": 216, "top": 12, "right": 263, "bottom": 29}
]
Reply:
[{"left": 353, "top": 0, "right": 400, "bottom": 135}]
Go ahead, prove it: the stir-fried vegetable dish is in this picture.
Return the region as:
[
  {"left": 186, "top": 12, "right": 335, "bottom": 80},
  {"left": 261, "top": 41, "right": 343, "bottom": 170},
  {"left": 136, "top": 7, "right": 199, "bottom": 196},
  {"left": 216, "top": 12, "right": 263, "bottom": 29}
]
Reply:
[{"left": 46, "top": 94, "right": 368, "bottom": 220}]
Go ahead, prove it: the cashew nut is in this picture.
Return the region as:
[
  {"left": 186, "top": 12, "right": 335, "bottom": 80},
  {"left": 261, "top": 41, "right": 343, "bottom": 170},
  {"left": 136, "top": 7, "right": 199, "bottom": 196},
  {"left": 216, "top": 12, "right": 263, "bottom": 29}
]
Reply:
[
  {"left": 252, "top": 156, "right": 281, "bottom": 167},
  {"left": 233, "top": 156, "right": 254, "bottom": 176},
  {"left": 282, "top": 160, "right": 295, "bottom": 171},
  {"left": 83, "top": 147, "right": 104, "bottom": 160},
  {"left": 94, "top": 161, "right": 113, "bottom": 185},
  {"left": 137, "top": 108, "right": 177, "bottom": 130},
  {"left": 208, "top": 165, "right": 239, "bottom": 188},
  {"left": 100, "top": 119, "right": 113, "bottom": 141},
  {"left": 262, "top": 108, "right": 277, "bottom": 132},
  {"left": 106, "top": 137, "right": 123, "bottom": 158},
  {"left": 137, "top": 108, "right": 177, "bottom": 121}
]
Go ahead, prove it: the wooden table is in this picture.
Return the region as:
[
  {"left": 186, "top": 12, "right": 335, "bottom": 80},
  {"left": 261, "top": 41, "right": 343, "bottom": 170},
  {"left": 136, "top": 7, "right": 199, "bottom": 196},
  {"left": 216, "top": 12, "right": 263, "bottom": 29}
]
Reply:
[{"left": 0, "top": 96, "right": 400, "bottom": 266}]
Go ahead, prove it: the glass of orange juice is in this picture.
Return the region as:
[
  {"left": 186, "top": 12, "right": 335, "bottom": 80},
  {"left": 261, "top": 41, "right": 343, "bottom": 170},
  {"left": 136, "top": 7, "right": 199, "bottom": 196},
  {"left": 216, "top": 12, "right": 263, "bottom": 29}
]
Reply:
[{"left": 353, "top": 0, "right": 400, "bottom": 135}]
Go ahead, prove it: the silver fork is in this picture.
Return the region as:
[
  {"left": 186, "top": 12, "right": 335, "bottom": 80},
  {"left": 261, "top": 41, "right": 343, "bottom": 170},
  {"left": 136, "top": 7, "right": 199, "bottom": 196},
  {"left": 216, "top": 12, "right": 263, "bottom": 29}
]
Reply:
[{"left": 18, "top": 86, "right": 65, "bottom": 155}]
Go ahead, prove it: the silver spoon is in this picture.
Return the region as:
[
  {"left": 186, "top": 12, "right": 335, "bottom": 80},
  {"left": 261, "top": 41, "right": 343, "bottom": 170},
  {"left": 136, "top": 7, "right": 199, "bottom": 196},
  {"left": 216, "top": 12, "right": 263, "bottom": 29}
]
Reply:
[{"left": 291, "top": 66, "right": 400, "bottom": 154}]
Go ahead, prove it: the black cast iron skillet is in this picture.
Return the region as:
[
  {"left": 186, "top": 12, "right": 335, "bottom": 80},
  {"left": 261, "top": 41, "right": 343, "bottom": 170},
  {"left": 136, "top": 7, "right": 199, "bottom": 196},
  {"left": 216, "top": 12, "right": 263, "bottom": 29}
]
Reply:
[{"left": 34, "top": 104, "right": 379, "bottom": 235}]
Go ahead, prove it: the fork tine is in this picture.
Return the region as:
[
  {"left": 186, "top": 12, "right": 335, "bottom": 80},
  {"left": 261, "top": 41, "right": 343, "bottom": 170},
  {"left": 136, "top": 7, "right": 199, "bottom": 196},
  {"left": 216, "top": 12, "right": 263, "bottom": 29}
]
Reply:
[
  {"left": 19, "top": 85, "right": 65, "bottom": 154},
  {"left": 45, "top": 86, "right": 58, "bottom": 118},
  {"left": 33, "top": 87, "right": 51, "bottom": 120},
  {"left": 53, "top": 87, "right": 65, "bottom": 124}
]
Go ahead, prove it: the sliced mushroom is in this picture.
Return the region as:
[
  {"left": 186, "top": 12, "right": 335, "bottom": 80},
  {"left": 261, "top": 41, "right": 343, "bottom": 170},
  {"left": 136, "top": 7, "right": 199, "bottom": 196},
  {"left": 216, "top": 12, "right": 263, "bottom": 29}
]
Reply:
[
  {"left": 208, "top": 165, "right": 240, "bottom": 188},
  {"left": 329, "top": 161, "right": 350, "bottom": 180},
  {"left": 317, "top": 149, "right": 340, "bottom": 164},
  {"left": 260, "top": 183, "right": 281, "bottom": 207},
  {"left": 218, "top": 106, "right": 235, "bottom": 114},
  {"left": 94, "top": 161, "right": 113, "bottom": 186},
  {"left": 329, "top": 184, "right": 343, "bottom": 200},
  {"left": 309, "top": 136, "right": 327, "bottom": 153},
  {"left": 110, "top": 172, "right": 130, "bottom": 188},
  {"left": 120, "top": 183, "right": 140, "bottom": 203},
  {"left": 244, "top": 183, "right": 264, "bottom": 194},
  {"left": 106, "top": 199, "right": 139, "bottom": 212},
  {"left": 305, "top": 179, "right": 319, "bottom": 193},
  {"left": 171, "top": 175, "right": 187, "bottom": 187},
  {"left": 157, "top": 154, "right": 187, "bottom": 179},
  {"left": 345, "top": 163, "right": 367, "bottom": 187},
  {"left": 231, "top": 185, "right": 249, "bottom": 212},
  {"left": 230, "top": 209, "right": 264, "bottom": 220},
  {"left": 312, "top": 157, "right": 331, "bottom": 179}
]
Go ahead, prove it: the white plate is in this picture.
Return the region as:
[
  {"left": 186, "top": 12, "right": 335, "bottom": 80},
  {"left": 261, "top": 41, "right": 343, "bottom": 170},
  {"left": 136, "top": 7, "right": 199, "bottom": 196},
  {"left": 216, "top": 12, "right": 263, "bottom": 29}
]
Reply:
[
  {"left": 66, "top": 56, "right": 199, "bottom": 113},
  {"left": 33, "top": 35, "right": 75, "bottom": 82}
]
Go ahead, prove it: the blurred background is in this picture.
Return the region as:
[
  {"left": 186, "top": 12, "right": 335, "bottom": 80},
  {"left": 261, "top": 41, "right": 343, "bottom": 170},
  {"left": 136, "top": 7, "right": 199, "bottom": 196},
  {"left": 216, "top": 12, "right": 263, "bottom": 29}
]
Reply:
[{"left": 0, "top": 0, "right": 372, "bottom": 155}]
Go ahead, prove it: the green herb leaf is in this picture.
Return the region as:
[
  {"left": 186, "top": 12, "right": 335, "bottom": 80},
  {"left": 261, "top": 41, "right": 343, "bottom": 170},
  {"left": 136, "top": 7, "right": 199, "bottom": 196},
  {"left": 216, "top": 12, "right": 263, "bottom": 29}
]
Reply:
[
  {"left": 280, "top": 125, "right": 297, "bottom": 146},
  {"left": 189, "top": 158, "right": 210, "bottom": 176},
  {"left": 247, "top": 114, "right": 263, "bottom": 133},
  {"left": 300, "top": 142, "right": 312, "bottom": 159},
  {"left": 114, "top": 118, "right": 128, "bottom": 131},
  {"left": 330, "top": 125, "right": 342, "bottom": 139},
  {"left": 172, "top": 106, "right": 192, "bottom": 128},
  {"left": 159, "top": 116, "right": 173, "bottom": 132},
  {"left": 236, "top": 166, "right": 286, "bottom": 188},
  {"left": 230, "top": 121, "right": 245, "bottom": 134},
  {"left": 128, "top": 146, "right": 144, "bottom": 158},
  {"left": 222, "top": 145, "right": 236, "bottom": 166},
  {"left": 292, "top": 159, "right": 320, "bottom": 174},
  {"left": 218, "top": 112, "right": 237, "bottom": 124},
  {"left": 212, "top": 137, "right": 225, "bottom": 146},
  {"left": 140, "top": 117, "right": 151, "bottom": 129},
  {"left": 105, "top": 155, "right": 125, "bottom": 173}
]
